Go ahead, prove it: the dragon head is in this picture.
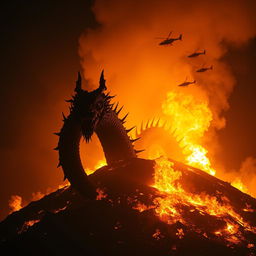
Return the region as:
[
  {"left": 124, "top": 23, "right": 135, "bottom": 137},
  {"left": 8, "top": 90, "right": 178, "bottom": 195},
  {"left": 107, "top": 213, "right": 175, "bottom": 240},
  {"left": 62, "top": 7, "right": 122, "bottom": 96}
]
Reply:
[{"left": 70, "top": 71, "right": 112, "bottom": 142}]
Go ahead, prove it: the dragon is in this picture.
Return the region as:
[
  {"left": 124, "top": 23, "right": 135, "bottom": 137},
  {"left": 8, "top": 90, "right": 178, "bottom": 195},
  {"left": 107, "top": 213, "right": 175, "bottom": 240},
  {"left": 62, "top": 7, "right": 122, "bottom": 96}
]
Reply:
[{"left": 55, "top": 71, "right": 142, "bottom": 198}]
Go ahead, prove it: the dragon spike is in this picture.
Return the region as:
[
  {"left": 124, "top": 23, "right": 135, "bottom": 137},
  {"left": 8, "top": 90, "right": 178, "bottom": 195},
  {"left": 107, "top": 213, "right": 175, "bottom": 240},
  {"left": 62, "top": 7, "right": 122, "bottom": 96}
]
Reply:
[
  {"left": 155, "top": 118, "right": 160, "bottom": 127},
  {"left": 62, "top": 112, "right": 67, "bottom": 121},
  {"left": 135, "top": 149, "right": 145, "bottom": 154},
  {"left": 150, "top": 117, "right": 155, "bottom": 128},
  {"left": 75, "top": 72, "right": 82, "bottom": 92},
  {"left": 99, "top": 70, "right": 107, "bottom": 92},
  {"left": 140, "top": 121, "right": 144, "bottom": 132},
  {"left": 162, "top": 120, "right": 167, "bottom": 129},
  {"left": 116, "top": 106, "right": 124, "bottom": 116},
  {"left": 57, "top": 162, "right": 61, "bottom": 168},
  {"left": 106, "top": 95, "right": 115, "bottom": 100},
  {"left": 130, "top": 137, "right": 140, "bottom": 143},
  {"left": 65, "top": 99, "right": 74, "bottom": 103},
  {"left": 113, "top": 102, "right": 119, "bottom": 112},
  {"left": 105, "top": 92, "right": 116, "bottom": 100},
  {"left": 145, "top": 119, "right": 150, "bottom": 129},
  {"left": 126, "top": 126, "right": 136, "bottom": 133},
  {"left": 177, "top": 136, "right": 185, "bottom": 144},
  {"left": 53, "top": 146, "right": 59, "bottom": 150},
  {"left": 120, "top": 113, "right": 129, "bottom": 123},
  {"left": 172, "top": 128, "right": 178, "bottom": 137},
  {"left": 135, "top": 126, "right": 139, "bottom": 138},
  {"left": 53, "top": 132, "right": 60, "bottom": 136}
]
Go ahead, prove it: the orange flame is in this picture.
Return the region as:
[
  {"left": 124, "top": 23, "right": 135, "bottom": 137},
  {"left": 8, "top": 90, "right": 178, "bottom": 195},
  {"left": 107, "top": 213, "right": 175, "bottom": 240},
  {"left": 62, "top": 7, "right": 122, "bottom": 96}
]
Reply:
[
  {"left": 162, "top": 91, "right": 216, "bottom": 175},
  {"left": 8, "top": 195, "right": 22, "bottom": 213},
  {"left": 151, "top": 157, "right": 256, "bottom": 243}
]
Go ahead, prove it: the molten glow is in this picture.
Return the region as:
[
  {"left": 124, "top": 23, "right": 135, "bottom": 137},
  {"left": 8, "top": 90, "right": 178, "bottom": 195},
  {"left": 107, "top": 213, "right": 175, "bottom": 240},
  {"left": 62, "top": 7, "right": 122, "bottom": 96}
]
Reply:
[
  {"left": 231, "top": 178, "right": 248, "bottom": 194},
  {"left": 162, "top": 92, "right": 216, "bottom": 175},
  {"left": 152, "top": 157, "right": 256, "bottom": 243},
  {"left": 85, "top": 159, "right": 107, "bottom": 175},
  {"left": 18, "top": 219, "right": 40, "bottom": 234},
  {"left": 96, "top": 188, "right": 108, "bottom": 200},
  {"left": 152, "top": 229, "right": 164, "bottom": 240},
  {"left": 9, "top": 195, "right": 22, "bottom": 213}
]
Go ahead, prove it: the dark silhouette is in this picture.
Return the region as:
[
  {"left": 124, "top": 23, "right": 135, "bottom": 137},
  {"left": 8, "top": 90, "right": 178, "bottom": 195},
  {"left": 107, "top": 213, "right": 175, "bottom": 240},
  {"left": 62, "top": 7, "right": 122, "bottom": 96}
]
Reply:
[
  {"left": 196, "top": 65, "right": 213, "bottom": 72},
  {"left": 156, "top": 31, "right": 182, "bottom": 46},
  {"left": 187, "top": 49, "right": 206, "bottom": 58},
  {"left": 178, "top": 78, "right": 196, "bottom": 87},
  {"left": 54, "top": 71, "right": 142, "bottom": 198}
]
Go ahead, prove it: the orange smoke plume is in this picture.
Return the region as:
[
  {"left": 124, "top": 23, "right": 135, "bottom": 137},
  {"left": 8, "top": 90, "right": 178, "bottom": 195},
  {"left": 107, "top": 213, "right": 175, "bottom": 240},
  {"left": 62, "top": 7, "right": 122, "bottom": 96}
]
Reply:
[{"left": 78, "top": 0, "right": 256, "bottom": 191}]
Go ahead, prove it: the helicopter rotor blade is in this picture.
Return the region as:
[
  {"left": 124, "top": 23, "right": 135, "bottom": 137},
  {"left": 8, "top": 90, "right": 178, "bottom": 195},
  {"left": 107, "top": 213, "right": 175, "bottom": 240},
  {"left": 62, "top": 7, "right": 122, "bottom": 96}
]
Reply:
[{"left": 167, "top": 31, "right": 173, "bottom": 39}]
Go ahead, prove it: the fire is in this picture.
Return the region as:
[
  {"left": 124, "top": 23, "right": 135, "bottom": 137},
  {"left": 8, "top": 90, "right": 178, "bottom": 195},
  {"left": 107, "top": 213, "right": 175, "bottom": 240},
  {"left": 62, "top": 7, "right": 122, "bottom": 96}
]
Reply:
[
  {"left": 162, "top": 91, "right": 216, "bottom": 176},
  {"left": 151, "top": 157, "right": 256, "bottom": 243},
  {"left": 231, "top": 178, "right": 248, "bottom": 194},
  {"left": 8, "top": 195, "right": 22, "bottom": 213},
  {"left": 18, "top": 219, "right": 40, "bottom": 234},
  {"left": 85, "top": 159, "right": 107, "bottom": 175}
]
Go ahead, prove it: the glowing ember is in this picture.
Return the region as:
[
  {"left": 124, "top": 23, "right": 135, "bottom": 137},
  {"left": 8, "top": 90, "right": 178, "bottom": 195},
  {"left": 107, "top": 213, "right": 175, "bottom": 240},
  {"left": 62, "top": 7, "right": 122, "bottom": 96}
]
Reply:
[
  {"left": 151, "top": 157, "right": 256, "bottom": 244},
  {"left": 96, "top": 188, "right": 108, "bottom": 200},
  {"left": 152, "top": 228, "right": 164, "bottom": 240},
  {"left": 18, "top": 219, "right": 40, "bottom": 234},
  {"left": 176, "top": 228, "right": 185, "bottom": 239},
  {"left": 132, "top": 202, "right": 155, "bottom": 212}
]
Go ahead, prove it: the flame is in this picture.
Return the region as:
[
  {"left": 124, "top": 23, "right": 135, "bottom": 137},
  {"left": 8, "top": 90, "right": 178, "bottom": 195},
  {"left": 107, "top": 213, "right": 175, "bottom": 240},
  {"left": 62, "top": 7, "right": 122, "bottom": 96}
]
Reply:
[
  {"left": 85, "top": 159, "right": 107, "bottom": 175},
  {"left": 152, "top": 228, "right": 164, "bottom": 240},
  {"left": 161, "top": 91, "right": 216, "bottom": 176},
  {"left": 8, "top": 195, "right": 22, "bottom": 213},
  {"left": 151, "top": 157, "right": 256, "bottom": 243},
  {"left": 18, "top": 219, "right": 40, "bottom": 234},
  {"left": 231, "top": 178, "right": 248, "bottom": 194}
]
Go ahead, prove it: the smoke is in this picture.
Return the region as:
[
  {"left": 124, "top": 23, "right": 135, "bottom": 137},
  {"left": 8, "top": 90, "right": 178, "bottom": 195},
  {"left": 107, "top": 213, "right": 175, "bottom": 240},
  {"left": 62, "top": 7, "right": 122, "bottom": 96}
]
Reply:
[{"left": 79, "top": 0, "right": 256, "bottom": 171}]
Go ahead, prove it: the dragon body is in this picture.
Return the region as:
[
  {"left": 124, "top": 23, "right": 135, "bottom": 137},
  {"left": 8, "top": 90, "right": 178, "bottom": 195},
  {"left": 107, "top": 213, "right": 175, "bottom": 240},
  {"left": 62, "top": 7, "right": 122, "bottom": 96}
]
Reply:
[{"left": 55, "top": 71, "right": 140, "bottom": 198}]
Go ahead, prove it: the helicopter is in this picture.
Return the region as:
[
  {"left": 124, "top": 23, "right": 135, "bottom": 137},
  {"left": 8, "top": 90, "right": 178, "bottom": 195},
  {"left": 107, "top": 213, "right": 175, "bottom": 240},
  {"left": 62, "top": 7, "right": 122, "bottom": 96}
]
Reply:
[
  {"left": 187, "top": 49, "right": 206, "bottom": 58},
  {"left": 178, "top": 77, "right": 196, "bottom": 87},
  {"left": 156, "top": 31, "right": 182, "bottom": 46},
  {"left": 196, "top": 65, "right": 213, "bottom": 73}
]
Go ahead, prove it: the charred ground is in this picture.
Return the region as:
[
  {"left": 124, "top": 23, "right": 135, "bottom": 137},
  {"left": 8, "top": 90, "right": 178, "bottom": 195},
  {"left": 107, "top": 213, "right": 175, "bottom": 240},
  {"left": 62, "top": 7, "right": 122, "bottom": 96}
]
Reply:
[{"left": 0, "top": 158, "right": 255, "bottom": 256}]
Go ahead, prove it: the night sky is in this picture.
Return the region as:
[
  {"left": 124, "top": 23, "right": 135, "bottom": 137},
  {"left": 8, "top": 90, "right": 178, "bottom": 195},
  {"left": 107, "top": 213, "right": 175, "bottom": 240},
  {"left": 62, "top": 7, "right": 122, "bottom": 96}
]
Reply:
[{"left": 0, "top": 0, "right": 256, "bottom": 220}]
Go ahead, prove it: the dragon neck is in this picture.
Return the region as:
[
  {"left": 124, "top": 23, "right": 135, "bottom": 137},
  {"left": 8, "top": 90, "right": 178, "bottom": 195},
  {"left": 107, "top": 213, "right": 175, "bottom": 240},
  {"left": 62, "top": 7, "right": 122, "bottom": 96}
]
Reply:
[
  {"left": 96, "top": 110, "right": 136, "bottom": 165},
  {"left": 57, "top": 108, "right": 137, "bottom": 198}
]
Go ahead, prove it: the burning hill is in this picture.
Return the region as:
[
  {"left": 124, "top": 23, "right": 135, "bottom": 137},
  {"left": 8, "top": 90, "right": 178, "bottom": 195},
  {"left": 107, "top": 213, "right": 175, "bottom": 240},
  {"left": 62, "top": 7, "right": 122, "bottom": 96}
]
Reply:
[{"left": 1, "top": 157, "right": 255, "bottom": 256}]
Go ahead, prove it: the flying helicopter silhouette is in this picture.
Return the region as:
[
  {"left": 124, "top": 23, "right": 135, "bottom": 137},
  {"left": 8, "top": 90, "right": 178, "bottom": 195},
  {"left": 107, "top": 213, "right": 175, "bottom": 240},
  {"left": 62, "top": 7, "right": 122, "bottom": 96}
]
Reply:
[
  {"left": 196, "top": 65, "right": 213, "bottom": 73},
  {"left": 187, "top": 49, "right": 206, "bottom": 58},
  {"left": 156, "top": 31, "right": 182, "bottom": 46},
  {"left": 178, "top": 77, "right": 196, "bottom": 87}
]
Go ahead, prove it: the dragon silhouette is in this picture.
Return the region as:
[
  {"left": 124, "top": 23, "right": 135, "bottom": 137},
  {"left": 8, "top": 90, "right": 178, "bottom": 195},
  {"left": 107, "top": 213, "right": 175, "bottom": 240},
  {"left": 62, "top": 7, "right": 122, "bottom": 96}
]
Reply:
[{"left": 55, "top": 71, "right": 143, "bottom": 198}]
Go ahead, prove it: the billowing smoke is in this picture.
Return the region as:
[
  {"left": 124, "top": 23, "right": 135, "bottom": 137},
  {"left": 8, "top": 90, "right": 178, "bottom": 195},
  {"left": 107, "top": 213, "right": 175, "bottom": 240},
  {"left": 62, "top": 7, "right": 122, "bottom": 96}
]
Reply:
[{"left": 79, "top": 0, "right": 256, "bottom": 179}]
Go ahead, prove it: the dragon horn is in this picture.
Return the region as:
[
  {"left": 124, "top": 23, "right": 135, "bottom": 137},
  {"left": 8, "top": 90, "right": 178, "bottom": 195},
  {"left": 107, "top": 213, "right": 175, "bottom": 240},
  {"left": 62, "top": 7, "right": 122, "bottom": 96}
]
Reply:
[
  {"left": 75, "top": 72, "right": 82, "bottom": 92},
  {"left": 99, "top": 70, "right": 107, "bottom": 92}
]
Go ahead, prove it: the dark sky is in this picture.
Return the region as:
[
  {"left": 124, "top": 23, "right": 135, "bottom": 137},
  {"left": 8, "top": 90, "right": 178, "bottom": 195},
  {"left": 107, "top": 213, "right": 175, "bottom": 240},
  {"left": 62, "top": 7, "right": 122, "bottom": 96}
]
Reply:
[{"left": 0, "top": 0, "right": 255, "bottom": 221}]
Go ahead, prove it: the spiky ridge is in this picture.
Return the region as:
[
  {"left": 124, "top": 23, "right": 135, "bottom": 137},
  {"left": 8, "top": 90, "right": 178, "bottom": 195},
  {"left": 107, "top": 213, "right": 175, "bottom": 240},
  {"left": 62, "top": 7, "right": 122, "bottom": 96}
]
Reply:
[
  {"left": 134, "top": 118, "right": 185, "bottom": 162},
  {"left": 54, "top": 84, "right": 141, "bottom": 198}
]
